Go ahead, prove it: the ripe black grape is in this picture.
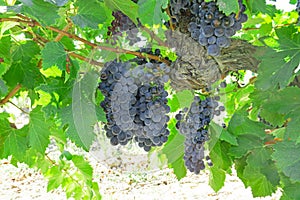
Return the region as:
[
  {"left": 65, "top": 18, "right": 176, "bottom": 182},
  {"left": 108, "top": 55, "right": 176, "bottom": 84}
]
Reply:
[
  {"left": 99, "top": 60, "right": 171, "bottom": 151},
  {"left": 176, "top": 95, "right": 224, "bottom": 174},
  {"left": 107, "top": 11, "right": 141, "bottom": 45},
  {"left": 169, "top": 0, "right": 248, "bottom": 56}
]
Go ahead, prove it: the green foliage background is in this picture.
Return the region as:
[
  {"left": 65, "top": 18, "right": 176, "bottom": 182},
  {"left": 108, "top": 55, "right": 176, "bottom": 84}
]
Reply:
[{"left": 0, "top": 0, "right": 300, "bottom": 199}]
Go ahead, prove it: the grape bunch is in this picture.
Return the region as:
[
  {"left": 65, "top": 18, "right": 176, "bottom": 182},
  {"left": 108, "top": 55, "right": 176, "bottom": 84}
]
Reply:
[
  {"left": 99, "top": 61, "right": 171, "bottom": 151},
  {"left": 192, "top": 1, "right": 247, "bottom": 56},
  {"left": 169, "top": 0, "right": 248, "bottom": 56},
  {"left": 108, "top": 11, "right": 141, "bottom": 45},
  {"left": 175, "top": 95, "right": 223, "bottom": 174},
  {"left": 99, "top": 61, "right": 136, "bottom": 146},
  {"left": 169, "top": 0, "right": 191, "bottom": 15},
  {"left": 132, "top": 82, "right": 170, "bottom": 151}
]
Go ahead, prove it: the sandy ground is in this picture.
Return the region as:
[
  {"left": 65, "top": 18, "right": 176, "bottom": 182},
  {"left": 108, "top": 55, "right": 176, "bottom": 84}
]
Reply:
[{"left": 0, "top": 138, "right": 282, "bottom": 200}]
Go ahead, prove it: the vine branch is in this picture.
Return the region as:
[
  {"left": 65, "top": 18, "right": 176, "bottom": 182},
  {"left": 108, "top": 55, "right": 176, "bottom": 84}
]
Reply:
[
  {"left": 26, "top": 29, "right": 103, "bottom": 66},
  {"left": 8, "top": 100, "right": 29, "bottom": 114},
  {"left": 0, "top": 84, "right": 22, "bottom": 105},
  {"left": 0, "top": 16, "right": 171, "bottom": 65}
]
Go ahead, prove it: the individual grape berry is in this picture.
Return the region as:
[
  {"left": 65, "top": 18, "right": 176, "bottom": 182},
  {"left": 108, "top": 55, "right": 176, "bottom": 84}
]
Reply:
[
  {"left": 220, "top": 81, "right": 227, "bottom": 88},
  {"left": 207, "top": 36, "right": 217, "bottom": 44},
  {"left": 201, "top": 26, "right": 214, "bottom": 37},
  {"left": 199, "top": 34, "right": 208, "bottom": 46},
  {"left": 216, "top": 36, "right": 230, "bottom": 48},
  {"left": 207, "top": 44, "right": 220, "bottom": 56},
  {"left": 214, "top": 27, "right": 224, "bottom": 37}
]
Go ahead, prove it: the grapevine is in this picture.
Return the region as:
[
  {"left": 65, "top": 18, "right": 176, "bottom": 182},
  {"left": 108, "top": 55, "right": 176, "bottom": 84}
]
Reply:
[
  {"left": 169, "top": 0, "right": 248, "bottom": 56},
  {"left": 0, "top": 0, "right": 300, "bottom": 199}
]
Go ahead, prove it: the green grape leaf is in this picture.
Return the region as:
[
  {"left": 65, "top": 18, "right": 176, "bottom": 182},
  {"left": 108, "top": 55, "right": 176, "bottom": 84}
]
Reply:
[
  {"left": 209, "top": 122, "right": 238, "bottom": 146},
  {"left": 171, "top": 154, "right": 186, "bottom": 180},
  {"left": 20, "top": 0, "right": 60, "bottom": 26},
  {"left": 92, "top": 182, "right": 102, "bottom": 199},
  {"left": 256, "top": 27, "right": 300, "bottom": 91},
  {"left": 217, "top": 0, "right": 239, "bottom": 15},
  {"left": 243, "top": 164, "right": 275, "bottom": 197},
  {"left": 104, "top": 0, "right": 138, "bottom": 24},
  {"left": 209, "top": 166, "right": 226, "bottom": 192},
  {"left": 3, "top": 60, "right": 43, "bottom": 89},
  {"left": 71, "top": 71, "right": 99, "bottom": 149},
  {"left": 272, "top": 141, "right": 300, "bottom": 182},
  {"left": 162, "top": 119, "right": 184, "bottom": 163},
  {"left": 280, "top": 175, "right": 300, "bottom": 200},
  {"left": 72, "top": 155, "right": 93, "bottom": 182},
  {"left": 209, "top": 140, "right": 232, "bottom": 172},
  {"left": 243, "top": 148, "right": 280, "bottom": 196},
  {"left": 220, "top": 129, "right": 238, "bottom": 146},
  {"left": 38, "top": 78, "right": 73, "bottom": 103},
  {"left": 0, "top": 118, "right": 13, "bottom": 158},
  {"left": 46, "top": 165, "right": 64, "bottom": 191},
  {"left": 227, "top": 110, "right": 266, "bottom": 138},
  {"left": 3, "top": 41, "right": 42, "bottom": 88},
  {"left": 229, "top": 135, "right": 263, "bottom": 158},
  {"left": 167, "top": 94, "right": 180, "bottom": 112},
  {"left": 138, "top": 0, "right": 169, "bottom": 25},
  {"left": 248, "top": 0, "right": 278, "bottom": 16},
  {"left": 0, "top": 79, "right": 8, "bottom": 96},
  {"left": 162, "top": 119, "right": 186, "bottom": 179},
  {"left": 41, "top": 42, "right": 67, "bottom": 70},
  {"left": 168, "top": 90, "right": 194, "bottom": 112},
  {"left": 28, "top": 106, "right": 51, "bottom": 154},
  {"left": 61, "top": 71, "right": 99, "bottom": 150},
  {"left": 260, "top": 87, "right": 300, "bottom": 141},
  {"left": 0, "top": 36, "right": 11, "bottom": 65},
  {"left": 45, "top": 0, "right": 68, "bottom": 7},
  {"left": 71, "top": 0, "right": 108, "bottom": 29},
  {"left": 11, "top": 41, "right": 40, "bottom": 62},
  {"left": 60, "top": 105, "right": 85, "bottom": 149},
  {"left": 3, "top": 125, "right": 28, "bottom": 161}
]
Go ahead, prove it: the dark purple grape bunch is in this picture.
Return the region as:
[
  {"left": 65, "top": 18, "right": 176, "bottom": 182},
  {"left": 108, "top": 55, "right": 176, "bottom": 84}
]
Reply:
[
  {"left": 98, "top": 61, "right": 172, "bottom": 152},
  {"left": 107, "top": 11, "right": 141, "bottom": 45},
  {"left": 175, "top": 95, "right": 224, "bottom": 174},
  {"left": 188, "top": 0, "right": 248, "bottom": 56}
]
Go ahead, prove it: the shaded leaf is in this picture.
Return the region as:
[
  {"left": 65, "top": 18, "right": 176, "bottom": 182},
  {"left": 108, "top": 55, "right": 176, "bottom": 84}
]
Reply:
[
  {"left": 20, "top": 0, "right": 60, "bottom": 25},
  {"left": 138, "top": 0, "right": 169, "bottom": 25},
  {"left": 104, "top": 0, "right": 138, "bottom": 24},
  {"left": 72, "top": 0, "right": 108, "bottom": 29},
  {"left": 41, "top": 42, "right": 67, "bottom": 70},
  {"left": 3, "top": 126, "right": 28, "bottom": 161},
  {"left": 256, "top": 27, "right": 300, "bottom": 91},
  {"left": 28, "top": 106, "right": 51, "bottom": 154},
  {"left": 217, "top": 0, "right": 239, "bottom": 16},
  {"left": 272, "top": 141, "right": 300, "bottom": 182}
]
